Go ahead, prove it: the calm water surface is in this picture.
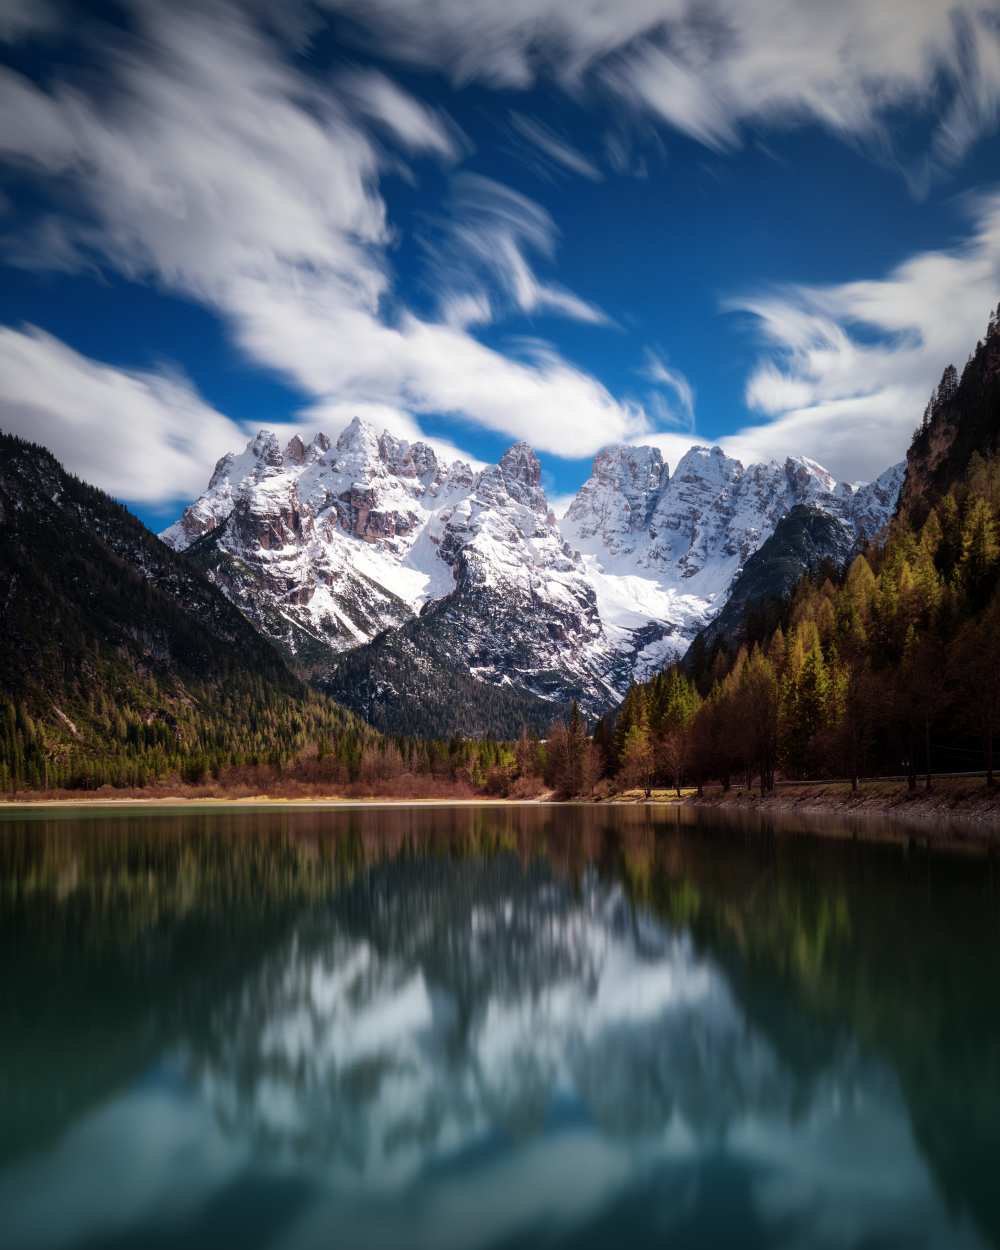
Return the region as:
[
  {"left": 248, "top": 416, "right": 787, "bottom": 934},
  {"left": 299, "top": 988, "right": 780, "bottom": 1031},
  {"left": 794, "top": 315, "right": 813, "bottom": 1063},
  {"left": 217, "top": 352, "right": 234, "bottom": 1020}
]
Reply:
[{"left": 1, "top": 804, "right": 999, "bottom": 1250}]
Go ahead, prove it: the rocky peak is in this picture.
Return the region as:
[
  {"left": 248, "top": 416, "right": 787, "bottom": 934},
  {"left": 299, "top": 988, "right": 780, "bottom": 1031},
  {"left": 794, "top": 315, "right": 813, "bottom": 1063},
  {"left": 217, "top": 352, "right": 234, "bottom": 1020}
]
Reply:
[
  {"left": 208, "top": 451, "right": 236, "bottom": 491},
  {"left": 249, "top": 429, "right": 283, "bottom": 467},
  {"left": 284, "top": 433, "right": 306, "bottom": 464},
  {"left": 898, "top": 303, "right": 1000, "bottom": 523},
  {"left": 161, "top": 415, "right": 906, "bottom": 728},
  {"left": 378, "top": 432, "right": 439, "bottom": 482},
  {"left": 848, "top": 461, "right": 905, "bottom": 539},
  {"left": 563, "top": 443, "right": 665, "bottom": 554},
  {"left": 670, "top": 445, "right": 740, "bottom": 488},
  {"left": 498, "top": 441, "right": 546, "bottom": 511},
  {"left": 335, "top": 415, "right": 381, "bottom": 459},
  {"left": 782, "top": 455, "right": 837, "bottom": 496},
  {"left": 500, "top": 440, "right": 540, "bottom": 485}
]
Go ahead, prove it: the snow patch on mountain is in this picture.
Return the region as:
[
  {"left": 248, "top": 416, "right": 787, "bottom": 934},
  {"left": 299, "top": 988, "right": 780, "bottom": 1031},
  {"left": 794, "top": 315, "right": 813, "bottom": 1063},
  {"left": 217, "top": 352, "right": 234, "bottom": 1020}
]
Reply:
[
  {"left": 161, "top": 419, "right": 475, "bottom": 668},
  {"left": 562, "top": 444, "right": 903, "bottom": 674},
  {"left": 163, "top": 418, "right": 903, "bottom": 712}
]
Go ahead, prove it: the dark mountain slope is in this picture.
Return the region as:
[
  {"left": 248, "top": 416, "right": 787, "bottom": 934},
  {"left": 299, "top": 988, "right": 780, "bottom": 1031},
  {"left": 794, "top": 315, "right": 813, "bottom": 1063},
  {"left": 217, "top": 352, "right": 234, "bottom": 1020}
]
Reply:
[
  {"left": 0, "top": 431, "right": 360, "bottom": 788},
  {"left": 320, "top": 613, "right": 560, "bottom": 738},
  {"left": 687, "top": 506, "right": 854, "bottom": 659},
  {"left": 899, "top": 305, "right": 1000, "bottom": 523}
]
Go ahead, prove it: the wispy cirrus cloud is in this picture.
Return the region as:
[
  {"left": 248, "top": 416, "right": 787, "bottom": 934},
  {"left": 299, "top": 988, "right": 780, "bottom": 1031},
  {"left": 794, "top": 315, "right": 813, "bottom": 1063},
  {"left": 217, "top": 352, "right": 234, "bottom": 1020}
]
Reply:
[
  {"left": 340, "top": 68, "right": 468, "bottom": 160},
  {"left": 642, "top": 350, "right": 695, "bottom": 431},
  {"left": 0, "top": 0, "right": 647, "bottom": 489},
  {"left": 508, "top": 112, "right": 603, "bottom": 182},
  {"left": 722, "top": 191, "right": 1000, "bottom": 479},
  {"left": 627, "top": 192, "right": 1000, "bottom": 482},
  {"left": 0, "top": 0, "right": 61, "bottom": 42},
  {"left": 330, "top": 0, "right": 1000, "bottom": 188},
  {"left": 421, "top": 173, "right": 609, "bottom": 327},
  {"left": 0, "top": 325, "right": 248, "bottom": 502}
]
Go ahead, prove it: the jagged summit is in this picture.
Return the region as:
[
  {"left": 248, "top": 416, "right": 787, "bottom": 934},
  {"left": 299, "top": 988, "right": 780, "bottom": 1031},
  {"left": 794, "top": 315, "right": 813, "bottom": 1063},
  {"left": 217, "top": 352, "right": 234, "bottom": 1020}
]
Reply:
[
  {"left": 160, "top": 421, "right": 613, "bottom": 714},
  {"left": 161, "top": 418, "right": 903, "bottom": 726},
  {"left": 561, "top": 440, "right": 903, "bottom": 677}
]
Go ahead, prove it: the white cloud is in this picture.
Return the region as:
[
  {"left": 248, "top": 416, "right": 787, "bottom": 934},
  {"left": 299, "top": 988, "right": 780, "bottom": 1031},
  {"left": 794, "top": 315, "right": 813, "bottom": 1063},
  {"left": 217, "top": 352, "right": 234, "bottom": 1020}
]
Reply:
[
  {"left": 0, "top": 0, "right": 643, "bottom": 486},
  {"left": 423, "top": 173, "right": 608, "bottom": 327},
  {"left": 615, "top": 192, "right": 1000, "bottom": 483},
  {"left": 0, "top": 325, "right": 248, "bottom": 502},
  {"left": 7, "top": 0, "right": 999, "bottom": 496},
  {"left": 509, "top": 112, "right": 603, "bottom": 181},
  {"left": 340, "top": 69, "right": 466, "bottom": 160},
  {"left": 0, "top": 324, "right": 489, "bottom": 501},
  {"left": 0, "top": 0, "right": 61, "bottom": 42},
  {"left": 329, "top": 0, "right": 1000, "bottom": 184},
  {"left": 723, "top": 192, "right": 1000, "bottom": 479},
  {"left": 642, "top": 351, "right": 695, "bottom": 429}
]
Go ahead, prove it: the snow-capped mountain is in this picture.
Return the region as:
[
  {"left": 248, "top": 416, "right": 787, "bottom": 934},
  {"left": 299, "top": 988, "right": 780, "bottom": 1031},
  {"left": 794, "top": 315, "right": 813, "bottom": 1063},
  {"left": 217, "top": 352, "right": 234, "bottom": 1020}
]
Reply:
[
  {"left": 162, "top": 420, "right": 902, "bottom": 722},
  {"left": 162, "top": 419, "right": 476, "bottom": 670},
  {"left": 163, "top": 420, "right": 618, "bottom": 715},
  {"left": 562, "top": 446, "right": 904, "bottom": 678}
]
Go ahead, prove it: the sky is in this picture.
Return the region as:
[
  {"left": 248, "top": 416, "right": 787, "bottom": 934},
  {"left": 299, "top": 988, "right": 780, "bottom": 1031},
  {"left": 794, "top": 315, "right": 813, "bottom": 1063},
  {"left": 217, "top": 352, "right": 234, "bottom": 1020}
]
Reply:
[{"left": 3, "top": 1, "right": 1000, "bottom": 530}]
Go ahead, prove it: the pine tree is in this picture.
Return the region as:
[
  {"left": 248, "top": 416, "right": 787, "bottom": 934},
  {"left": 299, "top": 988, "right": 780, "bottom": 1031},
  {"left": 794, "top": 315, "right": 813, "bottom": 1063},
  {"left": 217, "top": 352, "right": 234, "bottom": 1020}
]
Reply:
[{"left": 957, "top": 496, "right": 999, "bottom": 609}]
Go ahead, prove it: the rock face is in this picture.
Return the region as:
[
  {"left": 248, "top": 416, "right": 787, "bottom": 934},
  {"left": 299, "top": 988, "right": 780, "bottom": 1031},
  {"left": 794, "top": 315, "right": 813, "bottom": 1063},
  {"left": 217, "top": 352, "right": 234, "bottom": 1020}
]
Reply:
[
  {"left": 164, "top": 419, "right": 903, "bottom": 728},
  {"left": 561, "top": 447, "right": 904, "bottom": 679},
  {"left": 898, "top": 311, "right": 1000, "bottom": 525},
  {"left": 689, "top": 505, "right": 857, "bottom": 655},
  {"left": 163, "top": 421, "right": 616, "bottom": 717},
  {"left": 322, "top": 442, "right": 620, "bottom": 730},
  {"left": 164, "top": 419, "right": 476, "bottom": 674}
]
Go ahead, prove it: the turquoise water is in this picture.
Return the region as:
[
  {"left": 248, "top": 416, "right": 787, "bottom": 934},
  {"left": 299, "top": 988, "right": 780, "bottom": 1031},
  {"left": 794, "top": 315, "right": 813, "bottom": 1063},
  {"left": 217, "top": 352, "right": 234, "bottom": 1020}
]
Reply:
[{"left": 1, "top": 804, "right": 998, "bottom": 1250}]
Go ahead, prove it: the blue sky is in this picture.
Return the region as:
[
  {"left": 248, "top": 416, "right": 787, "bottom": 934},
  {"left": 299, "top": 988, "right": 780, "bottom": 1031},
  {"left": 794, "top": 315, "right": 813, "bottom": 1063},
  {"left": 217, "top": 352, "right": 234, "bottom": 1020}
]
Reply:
[{"left": 3, "top": 0, "right": 1000, "bottom": 531}]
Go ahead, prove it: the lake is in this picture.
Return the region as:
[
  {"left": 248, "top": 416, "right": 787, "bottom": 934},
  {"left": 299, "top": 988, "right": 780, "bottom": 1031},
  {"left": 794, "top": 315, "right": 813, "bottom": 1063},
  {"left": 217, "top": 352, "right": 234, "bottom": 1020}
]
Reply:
[{"left": 1, "top": 803, "right": 998, "bottom": 1250}]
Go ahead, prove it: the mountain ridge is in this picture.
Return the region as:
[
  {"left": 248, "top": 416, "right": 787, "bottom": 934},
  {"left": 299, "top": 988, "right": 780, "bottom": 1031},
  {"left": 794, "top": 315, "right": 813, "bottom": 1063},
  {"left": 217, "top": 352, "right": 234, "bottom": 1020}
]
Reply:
[
  {"left": 0, "top": 429, "right": 362, "bottom": 788},
  {"left": 161, "top": 421, "right": 902, "bottom": 728}
]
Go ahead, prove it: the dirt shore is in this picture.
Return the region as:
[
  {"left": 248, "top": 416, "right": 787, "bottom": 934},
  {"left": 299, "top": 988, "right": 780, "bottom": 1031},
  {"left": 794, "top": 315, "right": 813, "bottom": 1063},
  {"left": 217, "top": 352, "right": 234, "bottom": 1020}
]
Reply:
[
  {"left": 683, "top": 776, "right": 1000, "bottom": 828},
  {"left": 0, "top": 794, "right": 557, "bottom": 810}
]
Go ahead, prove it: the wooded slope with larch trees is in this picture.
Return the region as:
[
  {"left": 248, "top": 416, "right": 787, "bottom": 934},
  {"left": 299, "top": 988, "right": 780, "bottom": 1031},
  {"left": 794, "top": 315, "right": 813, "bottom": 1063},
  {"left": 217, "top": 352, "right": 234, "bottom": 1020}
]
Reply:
[
  {"left": 0, "top": 431, "right": 373, "bottom": 791},
  {"left": 0, "top": 432, "right": 515, "bottom": 795},
  {"left": 3, "top": 302, "right": 1000, "bottom": 800},
  {"left": 602, "top": 305, "right": 1000, "bottom": 797}
]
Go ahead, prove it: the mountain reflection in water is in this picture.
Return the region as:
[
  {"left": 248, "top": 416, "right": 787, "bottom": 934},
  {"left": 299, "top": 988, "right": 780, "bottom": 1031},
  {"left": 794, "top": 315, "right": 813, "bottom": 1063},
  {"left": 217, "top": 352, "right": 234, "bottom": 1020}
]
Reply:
[{"left": 0, "top": 804, "right": 997, "bottom": 1250}]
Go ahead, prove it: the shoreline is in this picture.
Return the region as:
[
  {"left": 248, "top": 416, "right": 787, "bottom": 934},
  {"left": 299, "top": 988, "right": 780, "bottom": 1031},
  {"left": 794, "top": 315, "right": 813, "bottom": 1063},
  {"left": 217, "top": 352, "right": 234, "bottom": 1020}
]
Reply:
[
  {"left": 2, "top": 783, "right": 998, "bottom": 850},
  {"left": 684, "top": 779, "right": 1000, "bottom": 823},
  {"left": 1, "top": 777, "right": 999, "bottom": 815},
  {"left": 0, "top": 795, "right": 562, "bottom": 811}
]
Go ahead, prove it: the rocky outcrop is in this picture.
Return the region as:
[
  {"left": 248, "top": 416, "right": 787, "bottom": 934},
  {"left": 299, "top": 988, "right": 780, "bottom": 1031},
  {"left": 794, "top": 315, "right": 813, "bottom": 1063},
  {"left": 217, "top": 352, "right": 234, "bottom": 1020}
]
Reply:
[
  {"left": 164, "top": 419, "right": 477, "bottom": 674},
  {"left": 562, "top": 444, "right": 903, "bottom": 677},
  {"left": 164, "top": 418, "right": 903, "bottom": 726},
  {"left": 689, "top": 505, "right": 856, "bottom": 654},
  {"left": 898, "top": 307, "right": 1000, "bottom": 525}
]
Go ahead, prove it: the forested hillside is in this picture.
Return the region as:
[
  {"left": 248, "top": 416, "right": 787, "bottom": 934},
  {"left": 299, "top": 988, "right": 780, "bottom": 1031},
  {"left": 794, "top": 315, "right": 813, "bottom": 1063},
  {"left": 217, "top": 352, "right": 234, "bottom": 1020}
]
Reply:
[
  {"left": 0, "top": 432, "right": 370, "bottom": 790},
  {"left": 603, "top": 309, "right": 1000, "bottom": 796}
]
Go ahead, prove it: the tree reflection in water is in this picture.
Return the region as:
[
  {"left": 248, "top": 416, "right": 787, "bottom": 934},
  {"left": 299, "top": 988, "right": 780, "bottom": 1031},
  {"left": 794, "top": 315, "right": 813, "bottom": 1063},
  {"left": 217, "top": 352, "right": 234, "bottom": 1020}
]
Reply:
[{"left": 0, "top": 804, "right": 997, "bottom": 1250}]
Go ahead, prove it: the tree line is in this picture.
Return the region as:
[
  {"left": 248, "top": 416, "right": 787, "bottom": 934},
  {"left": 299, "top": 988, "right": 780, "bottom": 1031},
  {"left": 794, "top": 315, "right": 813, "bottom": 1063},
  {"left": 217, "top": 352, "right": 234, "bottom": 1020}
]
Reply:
[{"left": 578, "top": 445, "right": 1000, "bottom": 798}]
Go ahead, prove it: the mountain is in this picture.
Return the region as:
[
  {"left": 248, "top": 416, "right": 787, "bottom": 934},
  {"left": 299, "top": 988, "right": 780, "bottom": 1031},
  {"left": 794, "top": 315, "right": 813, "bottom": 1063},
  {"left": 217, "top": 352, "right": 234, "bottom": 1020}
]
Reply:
[
  {"left": 164, "top": 420, "right": 477, "bottom": 674},
  {"left": 164, "top": 421, "right": 902, "bottom": 731},
  {"left": 561, "top": 446, "right": 904, "bottom": 675},
  {"left": 165, "top": 422, "right": 621, "bottom": 722},
  {"left": 0, "top": 431, "right": 360, "bottom": 789},
  {"left": 320, "top": 440, "right": 623, "bottom": 733},
  {"left": 686, "top": 504, "right": 856, "bottom": 656},
  {"left": 899, "top": 305, "right": 1000, "bottom": 523}
]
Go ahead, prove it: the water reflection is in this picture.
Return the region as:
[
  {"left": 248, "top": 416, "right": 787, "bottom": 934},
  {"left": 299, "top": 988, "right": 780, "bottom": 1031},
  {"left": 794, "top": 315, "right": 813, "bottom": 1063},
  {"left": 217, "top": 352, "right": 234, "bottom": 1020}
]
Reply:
[{"left": 0, "top": 805, "right": 997, "bottom": 1250}]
